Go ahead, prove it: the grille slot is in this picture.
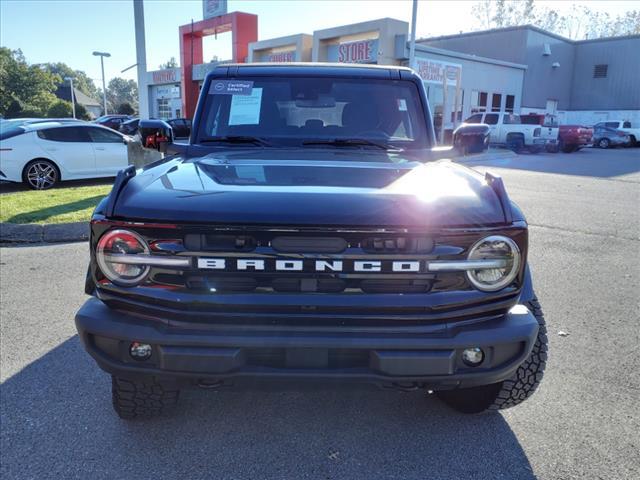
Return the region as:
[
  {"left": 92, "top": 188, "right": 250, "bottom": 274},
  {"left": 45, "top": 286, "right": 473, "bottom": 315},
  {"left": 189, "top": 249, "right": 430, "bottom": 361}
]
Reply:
[
  {"left": 271, "top": 236, "right": 347, "bottom": 253},
  {"left": 362, "top": 236, "right": 434, "bottom": 253}
]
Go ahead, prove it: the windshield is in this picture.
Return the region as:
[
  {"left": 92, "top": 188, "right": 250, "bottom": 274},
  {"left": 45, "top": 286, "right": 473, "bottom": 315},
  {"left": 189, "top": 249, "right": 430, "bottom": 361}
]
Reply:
[{"left": 196, "top": 77, "right": 429, "bottom": 150}]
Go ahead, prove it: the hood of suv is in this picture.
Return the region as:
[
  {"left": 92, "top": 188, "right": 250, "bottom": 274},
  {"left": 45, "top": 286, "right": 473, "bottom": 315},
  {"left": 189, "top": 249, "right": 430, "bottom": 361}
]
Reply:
[{"left": 111, "top": 149, "right": 507, "bottom": 227}]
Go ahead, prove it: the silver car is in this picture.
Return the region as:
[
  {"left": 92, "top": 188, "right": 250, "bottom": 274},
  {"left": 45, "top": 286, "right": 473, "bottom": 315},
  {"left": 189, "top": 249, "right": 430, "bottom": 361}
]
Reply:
[{"left": 592, "top": 125, "right": 630, "bottom": 148}]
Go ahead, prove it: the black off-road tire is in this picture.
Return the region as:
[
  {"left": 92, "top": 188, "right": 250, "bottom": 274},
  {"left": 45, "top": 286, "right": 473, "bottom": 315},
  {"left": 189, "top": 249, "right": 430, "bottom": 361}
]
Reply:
[
  {"left": 436, "top": 297, "right": 548, "bottom": 414},
  {"left": 111, "top": 376, "right": 180, "bottom": 420}
]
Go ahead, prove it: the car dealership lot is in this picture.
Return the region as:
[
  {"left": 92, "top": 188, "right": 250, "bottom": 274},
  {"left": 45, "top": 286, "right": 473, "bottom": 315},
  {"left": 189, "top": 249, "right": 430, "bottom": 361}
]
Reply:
[{"left": 1, "top": 148, "right": 638, "bottom": 480}]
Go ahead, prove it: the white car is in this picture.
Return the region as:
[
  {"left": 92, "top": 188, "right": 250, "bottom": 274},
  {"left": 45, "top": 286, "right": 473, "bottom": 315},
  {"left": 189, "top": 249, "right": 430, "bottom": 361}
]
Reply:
[
  {"left": 0, "top": 121, "right": 129, "bottom": 189},
  {"left": 465, "top": 112, "right": 558, "bottom": 152}
]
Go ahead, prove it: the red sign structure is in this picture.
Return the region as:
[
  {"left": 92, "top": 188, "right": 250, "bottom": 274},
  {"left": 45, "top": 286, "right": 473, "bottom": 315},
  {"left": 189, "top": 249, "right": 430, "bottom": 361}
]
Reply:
[{"left": 179, "top": 12, "right": 257, "bottom": 118}]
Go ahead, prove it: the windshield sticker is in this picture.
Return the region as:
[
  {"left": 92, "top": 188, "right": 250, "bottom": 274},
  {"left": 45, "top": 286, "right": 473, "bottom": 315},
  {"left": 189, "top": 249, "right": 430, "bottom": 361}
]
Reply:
[
  {"left": 229, "top": 88, "right": 263, "bottom": 125},
  {"left": 398, "top": 99, "right": 408, "bottom": 111},
  {"left": 209, "top": 80, "right": 254, "bottom": 95}
]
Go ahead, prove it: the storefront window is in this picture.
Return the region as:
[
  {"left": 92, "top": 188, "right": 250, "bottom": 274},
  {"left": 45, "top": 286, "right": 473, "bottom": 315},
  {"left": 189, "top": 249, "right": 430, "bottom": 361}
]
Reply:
[
  {"left": 505, "top": 95, "right": 515, "bottom": 113},
  {"left": 471, "top": 91, "right": 488, "bottom": 113},
  {"left": 157, "top": 98, "right": 171, "bottom": 120},
  {"left": 491, "top": 93, "right": 502, "bottom": 112}
]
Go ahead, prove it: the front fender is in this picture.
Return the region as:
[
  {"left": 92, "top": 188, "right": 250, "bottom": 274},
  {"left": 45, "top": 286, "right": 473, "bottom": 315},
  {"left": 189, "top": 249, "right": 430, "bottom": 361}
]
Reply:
[{"left": 518, "top": 264, "right": 536, "bottom": 304}]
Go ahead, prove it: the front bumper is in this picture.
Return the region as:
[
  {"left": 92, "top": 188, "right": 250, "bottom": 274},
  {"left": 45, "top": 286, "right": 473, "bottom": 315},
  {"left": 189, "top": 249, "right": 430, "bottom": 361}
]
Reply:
[{"left": 75, "top": 297, "right": 539, "bottom": 389}]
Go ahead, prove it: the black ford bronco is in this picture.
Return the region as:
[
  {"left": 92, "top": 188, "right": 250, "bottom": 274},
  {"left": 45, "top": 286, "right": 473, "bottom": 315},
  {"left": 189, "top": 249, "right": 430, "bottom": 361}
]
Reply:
[{"left": 75, "top": 64, "right": 547, "bottom": 419}]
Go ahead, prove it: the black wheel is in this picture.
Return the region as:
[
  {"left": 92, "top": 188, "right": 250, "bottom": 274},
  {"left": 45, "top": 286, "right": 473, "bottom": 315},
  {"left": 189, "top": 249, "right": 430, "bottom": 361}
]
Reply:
[
  {"left": 629, "top": 135, "right": 637, "bottom": 147},
  {"left": 22, "top": 159, "right": 59, "bottom": 190},
  {"left": 507, "top": 136, "right": 524, "bottom": 153},
  {"left": 598, "top": 138, "right": 610, "bottom": 149},
  {"left": 436, "top": 297, "right": 548, "bottom": 414},
  {"left": 561, "top": 143, "right": 577, "bottom": 153},
  {"left": 111, "top": 376, "right": 180, "bottom": 419}
]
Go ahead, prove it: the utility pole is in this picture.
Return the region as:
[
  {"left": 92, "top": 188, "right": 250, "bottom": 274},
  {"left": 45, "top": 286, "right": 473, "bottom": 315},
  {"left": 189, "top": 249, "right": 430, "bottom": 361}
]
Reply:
[
  {"left": 133, "top": 0, "right": 149, "bottom": 118},
  {"left": 65, "top": 77, "right": 76, "bottom": 118},
  {"left": 93, "top": 51, "right": 111, "bottom": 114},
  {"left": 409, "top": 0, "right": 418, "bottom": 69}
]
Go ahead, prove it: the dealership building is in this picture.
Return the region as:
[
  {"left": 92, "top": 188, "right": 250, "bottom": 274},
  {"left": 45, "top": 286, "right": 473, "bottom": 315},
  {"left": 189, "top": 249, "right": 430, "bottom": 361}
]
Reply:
[{"left": 144, "top": 11, "right": 639, "bottom": 129}]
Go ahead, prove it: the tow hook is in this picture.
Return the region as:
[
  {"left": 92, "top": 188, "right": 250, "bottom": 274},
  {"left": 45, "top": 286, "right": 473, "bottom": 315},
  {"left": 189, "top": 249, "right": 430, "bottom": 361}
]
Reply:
[{"left": 197, "top": 379, "right": 228, "bottom": 390}]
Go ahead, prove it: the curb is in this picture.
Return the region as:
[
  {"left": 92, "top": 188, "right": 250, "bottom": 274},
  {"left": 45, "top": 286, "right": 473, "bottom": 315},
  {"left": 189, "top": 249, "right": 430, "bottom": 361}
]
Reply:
[{"left": 0, "top": 221, "right": 89, "bottom": 244}]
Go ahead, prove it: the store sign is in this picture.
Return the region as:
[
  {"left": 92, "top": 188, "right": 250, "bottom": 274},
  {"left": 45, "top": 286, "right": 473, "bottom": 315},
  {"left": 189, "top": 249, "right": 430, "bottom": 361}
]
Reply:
[
  {"left": 152, "top": 69, "right": 179, "bottom": 84},
  {"left": 413, "top": 58, "right": 462, "bottom": 86},
  {"left": 267, "top": 50, "right": 295, "bottom": 62},
  {"left": 156, "top": 85, "right": 181, "bottom": 99},
  {"left": 203, "top": 0, "right": 227, "bottom": 19},
  {"left": 327, "top": 39, "right": 378, "bottom": 64}
]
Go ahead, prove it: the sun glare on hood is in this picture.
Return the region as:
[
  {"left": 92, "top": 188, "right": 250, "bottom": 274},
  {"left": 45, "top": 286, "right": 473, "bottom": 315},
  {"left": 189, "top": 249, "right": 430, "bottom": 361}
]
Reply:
[{"left": 384, "top": 164, "right": 477, "bottom": 202}]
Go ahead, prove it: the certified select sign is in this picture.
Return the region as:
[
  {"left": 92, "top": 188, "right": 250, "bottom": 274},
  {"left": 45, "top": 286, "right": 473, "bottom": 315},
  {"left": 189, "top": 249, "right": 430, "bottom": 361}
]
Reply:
[{"left": 209, "top": 80, "right": 254, "bottom": 95}]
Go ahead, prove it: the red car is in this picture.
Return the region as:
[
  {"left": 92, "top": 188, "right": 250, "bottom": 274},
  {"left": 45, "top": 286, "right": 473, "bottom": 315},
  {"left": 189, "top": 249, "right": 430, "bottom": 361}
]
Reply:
[{"left": 522, "top": 114, "right": 592, "bottom": 153}]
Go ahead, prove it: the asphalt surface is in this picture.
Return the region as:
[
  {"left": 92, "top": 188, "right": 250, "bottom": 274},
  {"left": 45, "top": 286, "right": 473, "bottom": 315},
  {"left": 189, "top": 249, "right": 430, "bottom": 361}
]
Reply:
[{"left": 1, "top": 147, "right": 639, "bottom": 479}]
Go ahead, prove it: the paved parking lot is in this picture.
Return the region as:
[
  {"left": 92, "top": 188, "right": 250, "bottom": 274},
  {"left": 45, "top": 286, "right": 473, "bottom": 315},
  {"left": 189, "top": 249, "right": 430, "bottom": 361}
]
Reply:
[{"left": 1, "top": 147, "right": 639, "bottom": 479}]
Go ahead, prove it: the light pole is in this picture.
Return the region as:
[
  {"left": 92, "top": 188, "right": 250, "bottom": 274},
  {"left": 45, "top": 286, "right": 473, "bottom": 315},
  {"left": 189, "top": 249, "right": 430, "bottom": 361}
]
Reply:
[
  {"left": 409, "top": 0, "right": 418, "bottom": 69},
  {"left": 64, "top": 76, "right": 76, "bottom": 118},
  {"left": 93, "top": 51, "right": 111, "bottom": 115}
]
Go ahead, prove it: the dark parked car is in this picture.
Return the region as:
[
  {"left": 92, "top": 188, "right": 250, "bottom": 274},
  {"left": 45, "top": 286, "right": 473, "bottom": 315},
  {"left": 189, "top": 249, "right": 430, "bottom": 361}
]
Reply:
[
  {"left": 592, "top": 125, "right": 631, "bottom": 148},
  {"left": 75, "top": 64, "right": 547, "bottom": 419},
  {"left": 95, "top": 114, "right": 131, "bottom": 131},
  {"left": 119, "top": 118, "right": 139, "bottom": 136},
  {"left": 167, "top": 117, "right": 191, "bottom": 138}
]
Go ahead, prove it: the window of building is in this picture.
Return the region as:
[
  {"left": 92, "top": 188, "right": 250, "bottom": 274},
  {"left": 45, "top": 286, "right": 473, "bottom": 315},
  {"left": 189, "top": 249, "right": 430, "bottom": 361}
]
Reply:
[
  {"left": 157, "top": 98, "right": 171, "bottom": 120},
  {"left": 505, "top": 95, "right": 515, "bottom": 113},
  {"left": 471, "top": 91, "right": 488, "bottom": 113},
  {"left": 491, "top": 94, "right": 502, "bottom": 112},
  {"left": 484, "top": 113, "right": 499, "bottom": 125},
  {"left": 593, "top": 64, "right": 608, "bottom": 78}
]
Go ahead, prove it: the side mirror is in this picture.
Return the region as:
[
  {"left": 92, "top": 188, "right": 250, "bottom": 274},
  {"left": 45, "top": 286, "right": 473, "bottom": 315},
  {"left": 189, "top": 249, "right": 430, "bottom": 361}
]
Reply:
[
  {"left": 453, "top": 123, "right": 490, "bottom": 155},
  {"left": 139, "top": 119, "right": 173, "bottom": 154}
]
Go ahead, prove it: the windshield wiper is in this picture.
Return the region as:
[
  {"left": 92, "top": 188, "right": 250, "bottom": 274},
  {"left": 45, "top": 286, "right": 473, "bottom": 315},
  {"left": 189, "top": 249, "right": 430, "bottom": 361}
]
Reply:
[
  {"left": 200, "top": 136, "right": 272, "bottom": 146},
  {"left": 302, "top": 138, "right": 397, "bottom": 150}
]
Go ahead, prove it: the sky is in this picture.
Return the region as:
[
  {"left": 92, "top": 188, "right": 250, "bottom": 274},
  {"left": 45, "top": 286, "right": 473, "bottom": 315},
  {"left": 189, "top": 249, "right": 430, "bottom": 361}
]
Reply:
[{"left": 0, "top": 0, "right": 636, "bottom": 88}]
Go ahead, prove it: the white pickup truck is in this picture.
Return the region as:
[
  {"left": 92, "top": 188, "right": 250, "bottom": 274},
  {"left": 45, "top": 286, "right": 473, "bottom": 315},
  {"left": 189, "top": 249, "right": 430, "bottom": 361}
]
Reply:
[
  {"left": 464, "top": 112, "right": 558, "bottom": 152},
  {"left": 593, "top": 121, "right": 640, "bottom": 146}
]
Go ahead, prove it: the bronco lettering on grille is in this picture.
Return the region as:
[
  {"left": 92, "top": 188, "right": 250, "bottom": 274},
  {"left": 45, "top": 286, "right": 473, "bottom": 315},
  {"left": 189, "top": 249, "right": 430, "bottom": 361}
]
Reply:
[{"left": 197, "top": 258, "right": 424, "bottom": 273}]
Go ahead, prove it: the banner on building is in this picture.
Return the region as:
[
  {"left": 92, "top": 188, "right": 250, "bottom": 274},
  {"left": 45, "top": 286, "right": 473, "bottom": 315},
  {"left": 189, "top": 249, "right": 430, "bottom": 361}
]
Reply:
[
  {"left": 203, "top": 0, "right": 227, "bottom": 20},
  {"left": 413, "top": 58, "right": 462, "bottom": 86}
]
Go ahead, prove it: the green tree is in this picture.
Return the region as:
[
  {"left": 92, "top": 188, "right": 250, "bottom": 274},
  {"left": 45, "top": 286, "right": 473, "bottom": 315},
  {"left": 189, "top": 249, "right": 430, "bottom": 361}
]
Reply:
[
  {"left": 117, "top": 102, "right": 135, "bottom": 115},
  {"left": 47, "top": 99, "right": 73, "bottom": 118},
  {"left": 74, "top": 103, "right": 91, "bottom": 120},
  {"left": 0, "top": 47, "right": 59, "bottom": 116},
  {"left": 159, "top": 57, "right": 178, "bottom": 69},
  {"left": 106, "top": 77, "right": 138, "bottom": 112},
  {"left": 41, "top": 62, "right": 99, "bottom": 99}
]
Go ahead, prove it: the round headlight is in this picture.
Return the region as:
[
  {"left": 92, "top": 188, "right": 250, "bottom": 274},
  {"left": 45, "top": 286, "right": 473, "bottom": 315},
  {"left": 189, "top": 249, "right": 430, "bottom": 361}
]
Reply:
[
  {"left": 96, "top": 229, "right": 150, "bottom": 286},
  {"left": 466, "top": 235, "right": 520, "bottom": 291}
]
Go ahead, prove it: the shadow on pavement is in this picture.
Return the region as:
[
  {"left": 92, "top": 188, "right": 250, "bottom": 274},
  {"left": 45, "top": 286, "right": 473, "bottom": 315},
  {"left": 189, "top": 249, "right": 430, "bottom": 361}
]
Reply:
[
  {"left": 1, "top": 336, "right": 535, "bottom": 479},
  {"left": 463, "top": 147, "right": 639, "bottom": 178}
]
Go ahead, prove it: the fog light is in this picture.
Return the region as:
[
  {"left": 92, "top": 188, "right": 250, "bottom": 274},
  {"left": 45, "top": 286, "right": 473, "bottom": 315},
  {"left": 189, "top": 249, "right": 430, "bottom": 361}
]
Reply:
[
  {"left": 129, "top": 342, "right": 152, "bottom": 361},
  {"left": 462, "top": 347, "right": 484, "bottom": 367}
]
